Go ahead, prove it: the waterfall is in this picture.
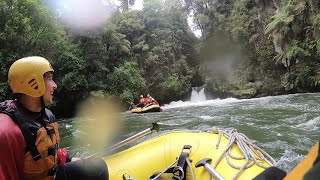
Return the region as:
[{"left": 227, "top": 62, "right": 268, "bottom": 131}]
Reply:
[{"left": 190, "top": 87, "right": 206, "bottom": 102}]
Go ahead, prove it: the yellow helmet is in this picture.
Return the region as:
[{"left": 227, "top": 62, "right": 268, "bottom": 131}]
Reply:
[{"left": 8, "top": 56, "right": 54, "bottom": 97}]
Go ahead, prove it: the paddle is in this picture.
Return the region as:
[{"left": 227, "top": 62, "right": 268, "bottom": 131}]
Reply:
[{"left": 85, "top": 122, "right": 160, "bottom": 159}]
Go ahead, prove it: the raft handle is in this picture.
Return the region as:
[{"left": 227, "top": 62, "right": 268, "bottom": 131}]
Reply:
[{"left": 195, "top": 158, "right": 225, "bottom": 180}]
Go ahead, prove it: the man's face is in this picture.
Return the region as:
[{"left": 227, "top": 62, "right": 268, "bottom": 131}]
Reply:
[{"left": 43, "top": 72, "right": 57, "bottom": 107}]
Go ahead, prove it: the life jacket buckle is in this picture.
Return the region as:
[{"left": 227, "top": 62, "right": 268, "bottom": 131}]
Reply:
[
  {"left": 33, "top": 154, "right": 41, "bottom": 161},
  {"left": 48, "top": 144, "right": 58, "bottom": 156}
]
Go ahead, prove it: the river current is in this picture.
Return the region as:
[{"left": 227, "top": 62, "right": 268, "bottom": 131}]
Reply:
[{"left": 58, "top": 92, "right": 320, "bottom": 173}]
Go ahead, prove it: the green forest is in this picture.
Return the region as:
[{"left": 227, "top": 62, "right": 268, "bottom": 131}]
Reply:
[{"left": 1, "top": 0, "right": 320, "bottom": 117}]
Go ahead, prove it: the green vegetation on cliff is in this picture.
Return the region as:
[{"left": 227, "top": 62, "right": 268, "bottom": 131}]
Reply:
[{"left": 1, "top": 0, "right": 320, "bottom": 116}]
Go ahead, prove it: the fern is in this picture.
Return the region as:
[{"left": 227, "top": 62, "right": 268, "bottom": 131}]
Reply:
[
  {"left": 266, "top": 5, "right": 291, "bottom": 34},
  {"left": 311, "top": 74, "right": 320, "bottom": 87},
  {"left": 286, "top": 40, "right": 311, "bottom": 60},
  {"left": 265, "top": 1, "right": 305, "bottom": 34}
]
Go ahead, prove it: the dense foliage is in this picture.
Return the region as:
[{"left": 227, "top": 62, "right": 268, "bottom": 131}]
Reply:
[{"left": 1, "top": 0, "right": 320, "bottom": 117}]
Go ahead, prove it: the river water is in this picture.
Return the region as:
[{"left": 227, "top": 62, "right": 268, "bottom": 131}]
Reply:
[{"left": 58, "top": 92, "right": 320, "bottom": 173}]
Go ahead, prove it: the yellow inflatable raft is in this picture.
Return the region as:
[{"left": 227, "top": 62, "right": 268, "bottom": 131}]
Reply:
[
  {"left": 104, "top": 130, "right": 275, "bottom": 180},
  {"left": 131, "top": 104, "right": 161, "bottom": 113}
]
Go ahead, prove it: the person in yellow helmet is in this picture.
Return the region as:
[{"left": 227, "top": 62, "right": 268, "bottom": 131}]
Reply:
[{"left": 0, "top": 56, "right": 108, "bottom": 180}]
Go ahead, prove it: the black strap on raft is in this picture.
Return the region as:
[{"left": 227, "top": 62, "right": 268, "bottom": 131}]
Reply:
[
  {"left": 172, "top": 145, "right": 192, "bottom": 180},
  {"left": 149, "top": 145, "right": 192, "bottom": 180}
]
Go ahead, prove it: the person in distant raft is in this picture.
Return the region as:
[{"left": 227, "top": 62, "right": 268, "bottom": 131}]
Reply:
[
  {"left": 0, "top": 56, "right": 108, "bottom": 180},
  {"left": 136, "top": 95, "right": 146, "bottom": 107},
  {"left": 145, "top": 94, "right": 153, "bottom": 106},
  {"left": 147, "top": 94, "right": 159, "bottom": 105},
  {"left": 129, "top": 102, "right": 137, "bottom": 110}
]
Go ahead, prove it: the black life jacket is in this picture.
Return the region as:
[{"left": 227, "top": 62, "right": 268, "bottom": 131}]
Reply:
[{"left": 0, "top": 100, "right": 60, "bottom": 180}]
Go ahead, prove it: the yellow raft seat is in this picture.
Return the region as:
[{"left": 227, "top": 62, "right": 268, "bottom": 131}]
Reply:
[{"left": 104, "top": 130, "right": 275, "bottom": 180}]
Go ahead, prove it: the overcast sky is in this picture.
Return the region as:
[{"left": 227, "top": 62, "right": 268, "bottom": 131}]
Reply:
[{"left": 131, "top": 0, "right": 143, "bottom": 10}]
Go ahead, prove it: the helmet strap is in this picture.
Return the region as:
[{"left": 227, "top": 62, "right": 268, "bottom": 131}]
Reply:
[
  {"left": 40, "top": 96, "right": 46, "bottom": 115},
  {"left": 39, "top": 96, "right": 50, "bottom": 129}
]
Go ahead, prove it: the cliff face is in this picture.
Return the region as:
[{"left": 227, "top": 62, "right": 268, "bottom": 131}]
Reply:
[{"left": 193, "top": 0, "right": 320, "bottom": 98}]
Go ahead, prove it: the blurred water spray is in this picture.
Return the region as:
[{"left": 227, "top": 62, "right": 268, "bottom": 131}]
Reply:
[
  {"left": 73, "top": 94, "right": 123, "bottom": 153},
  {"left": 198, "top": 33, "right": 245, "bottom": 81},
  {"left": 51, "top": 0, "right": 115, "bottom": 31}
]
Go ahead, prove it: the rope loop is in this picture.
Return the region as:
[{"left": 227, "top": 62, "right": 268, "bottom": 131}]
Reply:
[
  {"left": 208, "top": 128, "right": 276, "bottom": 180},
  {"left": 151, "top": 128, "right": 275, "bottom": 180}
]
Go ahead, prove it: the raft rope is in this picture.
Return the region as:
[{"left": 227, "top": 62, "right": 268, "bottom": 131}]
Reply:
[
  {"left": 149, "top": 128, "right": 275, "bottom": 180},
  {"left": 206, "top": 128, "right": 276, "bottom": 180}
]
